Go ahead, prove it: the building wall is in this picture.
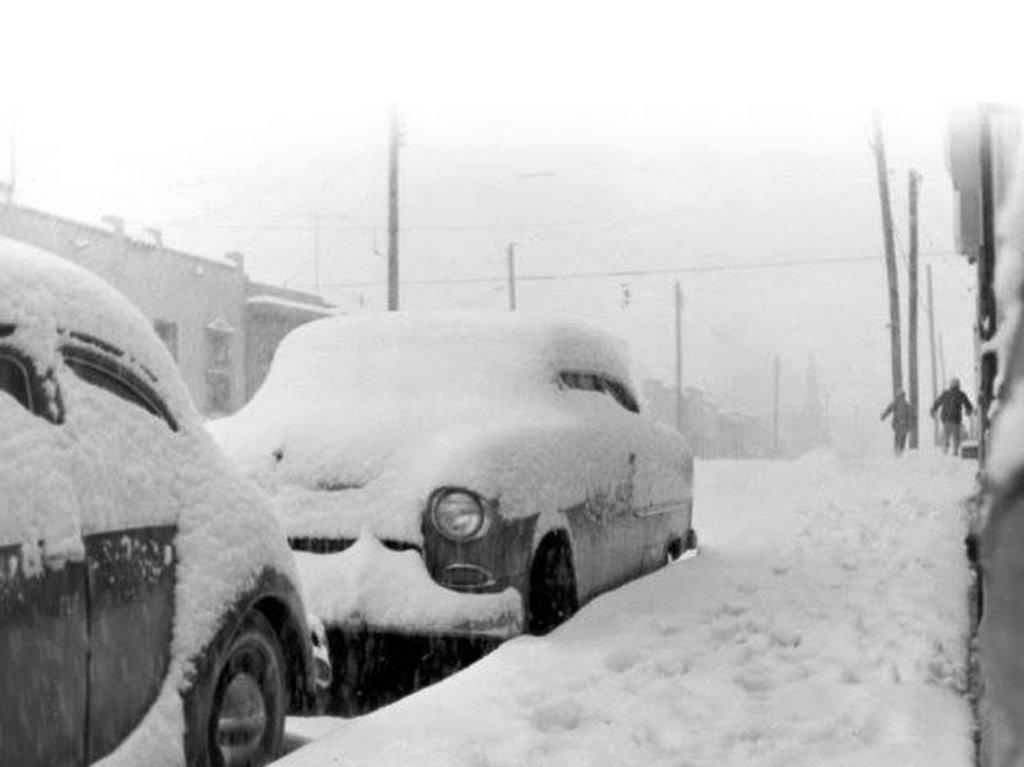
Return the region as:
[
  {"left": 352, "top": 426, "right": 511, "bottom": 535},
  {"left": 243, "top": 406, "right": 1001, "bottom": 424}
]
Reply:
[{"left": 1, "top": 205, "right": 248, "bottom": 415}]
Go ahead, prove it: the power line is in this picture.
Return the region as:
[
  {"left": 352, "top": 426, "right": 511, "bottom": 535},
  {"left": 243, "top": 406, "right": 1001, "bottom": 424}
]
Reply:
[{"left": 306, "top": 250, "right": 961, "bottom": 290}]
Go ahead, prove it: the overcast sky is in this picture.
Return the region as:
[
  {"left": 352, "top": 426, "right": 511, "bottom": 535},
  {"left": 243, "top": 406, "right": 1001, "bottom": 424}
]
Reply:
[{"left": 2, "top": 0, "right": 1018, "bottom": 454}]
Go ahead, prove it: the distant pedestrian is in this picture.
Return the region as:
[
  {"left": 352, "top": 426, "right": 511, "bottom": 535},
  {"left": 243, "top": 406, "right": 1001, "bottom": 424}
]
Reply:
[
  {"left": 880, "top": 389, "right": 911, "bottom": 455},
  {"left": 930, "top": 377, "right": 974, "bottom": 456}
]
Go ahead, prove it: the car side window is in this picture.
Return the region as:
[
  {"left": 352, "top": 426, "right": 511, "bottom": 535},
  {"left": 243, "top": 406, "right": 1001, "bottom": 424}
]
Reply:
[
  {"left": 0, "top": 353, "right": 33, "bottom": 412},
  {"left": 601, "top": 378, "right": 640, "bottom": 414},
  {"left": 62, "top": 345, "right": 178, "bottom": 432},
  {"left": 559, "top": 371, "right": 640, "bottom": 414}
]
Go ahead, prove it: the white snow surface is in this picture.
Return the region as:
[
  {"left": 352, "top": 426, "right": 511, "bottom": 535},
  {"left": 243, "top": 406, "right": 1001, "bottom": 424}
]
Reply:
[
  {"left": 0, "top": 238, "right": 298, "bottom": 767},
  {"left": 279, "top": 454, "right": 975, "bottom": 767},
  {"left": 294, "top": 533, "right": 522, "bottom": 637},
  {"left": 211, "top": 312, "right": 691, "bottom": 545}
]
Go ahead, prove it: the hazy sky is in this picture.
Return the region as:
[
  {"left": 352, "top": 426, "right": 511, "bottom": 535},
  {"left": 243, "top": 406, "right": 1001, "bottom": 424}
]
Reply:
[{"left": 2, "top": 0, "right": 1018, "bottom": 453}]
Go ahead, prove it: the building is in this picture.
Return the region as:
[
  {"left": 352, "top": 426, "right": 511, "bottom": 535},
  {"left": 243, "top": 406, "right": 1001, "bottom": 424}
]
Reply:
[
  {"left": 640, "top": 378, "right": 775, "bottom": 459},
  {"left": 0, "top": 202, "right": 334, "bottom": 415}
]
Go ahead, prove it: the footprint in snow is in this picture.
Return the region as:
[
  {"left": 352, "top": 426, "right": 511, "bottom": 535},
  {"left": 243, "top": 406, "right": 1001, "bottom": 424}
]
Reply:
[
  {"left": 528, "top": 699, "right": 585, "bottom": 733},
  {"left": 603, "top": 648, "right": 641, "bottom": 673},
  {"left": 733, "top": 665, "right": 776, "bottom": 693}
]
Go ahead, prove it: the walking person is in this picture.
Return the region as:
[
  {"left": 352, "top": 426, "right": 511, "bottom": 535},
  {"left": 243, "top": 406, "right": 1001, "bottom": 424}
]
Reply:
[
  {"left": 930, "top": 377, "right": 974, "bottom": 456},
  {"left": 880, "top": 389, "right": 911, "bottom": 455}
]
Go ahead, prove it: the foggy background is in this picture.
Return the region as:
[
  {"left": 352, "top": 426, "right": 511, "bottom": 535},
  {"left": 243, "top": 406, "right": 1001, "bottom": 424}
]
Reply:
[{"left": 2, "top": 0, "right": 1015, "bottom": 456}]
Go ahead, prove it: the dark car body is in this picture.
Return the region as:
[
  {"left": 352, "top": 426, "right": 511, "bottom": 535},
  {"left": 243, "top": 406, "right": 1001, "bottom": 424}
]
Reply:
[{"left": 0, "top": 238, "right": 322, "bottom": 766}]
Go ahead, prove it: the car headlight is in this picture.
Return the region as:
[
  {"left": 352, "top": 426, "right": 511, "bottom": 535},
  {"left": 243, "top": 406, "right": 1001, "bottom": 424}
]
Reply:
[{"left": 431, "top": 490, "right": 487, "bottom": 540}]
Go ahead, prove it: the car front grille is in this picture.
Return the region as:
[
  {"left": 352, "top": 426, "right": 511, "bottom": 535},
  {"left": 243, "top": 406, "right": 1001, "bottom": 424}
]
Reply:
[{"left": 288, "top": 536, "right": 421, "bottom": 555}]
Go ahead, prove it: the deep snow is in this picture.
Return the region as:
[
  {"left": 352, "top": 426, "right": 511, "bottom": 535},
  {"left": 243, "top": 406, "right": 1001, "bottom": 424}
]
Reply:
[{"left": 278, "top": 453, "right": 976, "bottom": 767}]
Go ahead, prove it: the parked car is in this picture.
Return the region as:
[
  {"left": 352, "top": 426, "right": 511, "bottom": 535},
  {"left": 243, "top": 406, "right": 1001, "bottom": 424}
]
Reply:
[
  {"left": 211, "top": 313, "right": 696, "bottom": 708},
  {"left": 0, "top": 237, "right": 328, "bottom": 767}
]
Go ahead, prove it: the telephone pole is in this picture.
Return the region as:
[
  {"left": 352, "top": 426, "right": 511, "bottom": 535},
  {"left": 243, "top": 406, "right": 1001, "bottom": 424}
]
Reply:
[
  {"left": 939, "top": 331, "right": 948, "bottom": 389},
  {"left": 871, "top": 109, "right": 904, "bottom": 400},
  {"left": 507, "top": 243, "right": 517, "bottom": 310},
  {"left": 387, "top": 108, "right": 401, "bottom": 311},
  {"left": 674, "top": 281, "right": 684, "bottom": 433},
  {"left": 978, "top": 106, "right": 999, "bottom": 464},
  {"left": 312, "top": 214, "right": 321, "bottom": 291},
  {"left": 773, "top": 354, "right": 781, "bottom": 456},
  {"left": 927, "top": 264, "right": 939, "bottom": 445},
  {"left": 908, "top": 169, "right": 921, "bottom": 448}
]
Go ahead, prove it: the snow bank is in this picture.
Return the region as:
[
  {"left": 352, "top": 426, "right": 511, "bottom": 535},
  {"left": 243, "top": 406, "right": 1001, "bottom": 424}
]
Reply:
[
  {"left": 279, "top": 455, "right": 975, "bottom": 767},
  {"left": 294, "top": 533, "right": 522, "bottom": 637},
  {"left": 0, "top": 238, "right": 297, "bottom": 767}
]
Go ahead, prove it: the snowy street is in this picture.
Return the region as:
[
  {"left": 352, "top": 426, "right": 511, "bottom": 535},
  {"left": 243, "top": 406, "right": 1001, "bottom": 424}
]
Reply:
[{"left": 279, "top": 453, "right": 977, "bottom": 767}]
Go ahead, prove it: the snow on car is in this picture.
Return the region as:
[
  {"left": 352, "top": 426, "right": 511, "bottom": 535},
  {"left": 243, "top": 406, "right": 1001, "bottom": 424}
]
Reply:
[
  {"left": 0, "top": 237, "right": 326, "bottom": 767},
  {"left": 210, "top": 312, "right": 696, "bottom": 709}
]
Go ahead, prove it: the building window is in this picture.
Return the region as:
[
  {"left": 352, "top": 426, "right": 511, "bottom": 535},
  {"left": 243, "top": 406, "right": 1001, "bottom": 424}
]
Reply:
[
  {"left": 153, "top": 320, "right": 179, "bottom": 361},
  {"left": 205, "top": 371, "right": 233, "bottom": 415},
  {"left": 205, "top": 323, "right": 234, "bottom": 414}
]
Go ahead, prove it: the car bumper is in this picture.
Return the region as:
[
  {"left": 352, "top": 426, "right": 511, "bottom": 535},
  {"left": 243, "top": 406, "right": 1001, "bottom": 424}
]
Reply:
[{"left": 292, "top": 534, "right": 524, "bottom": 642}]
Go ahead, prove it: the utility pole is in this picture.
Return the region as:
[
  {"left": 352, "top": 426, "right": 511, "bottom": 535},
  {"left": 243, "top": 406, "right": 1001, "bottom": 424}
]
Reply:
[
  {"left": 773, "top": 354, "right": 781, "bottom": 456},
  {"left": 927, "top": 264, "right": 939, "bottom": 446},
  {"left": 939, "top": 331, "right": 948, "bottom": 390},
  {"left": 313, "top": 214, "right": 321, "bottom": 292},
  {"left": 7, "top": 126, "right": 14, "bottom": 205},
  {"left": 387, "top": 107, "right": 401, "bottom": 311},
  {"left": 907, "top": 169, "right": 921, "bottom": 448},
  {"left": 674, "top": 281, "right": 684, "bottom": 433},
  {"left": 978, "top": 106, "right": 999, "bottom": 464},
  {"left": 871, "top": 109, "right": 904, "bottom": 401},
  {"left": 506, "top": 243, "right": 517, "bottom": 311}
]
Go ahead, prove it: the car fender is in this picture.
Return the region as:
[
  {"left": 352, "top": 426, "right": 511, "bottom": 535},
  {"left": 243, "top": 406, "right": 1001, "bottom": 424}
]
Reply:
[{"left": 181, "top": 566, "right": 318, "bottom": 765}]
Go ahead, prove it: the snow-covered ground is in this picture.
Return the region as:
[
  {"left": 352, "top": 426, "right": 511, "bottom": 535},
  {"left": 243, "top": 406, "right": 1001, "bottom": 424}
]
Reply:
[{"left": 277, "top": 452, "right": 977, "bottom": 767}]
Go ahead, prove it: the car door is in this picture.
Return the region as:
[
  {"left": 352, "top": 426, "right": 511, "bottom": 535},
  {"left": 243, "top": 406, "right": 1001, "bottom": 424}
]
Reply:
[
  {"left": 60, "top": 341, "right": 180, "bottom": 762},
  {"left": 559, "top": 372, "right": 647, "bottom": 595},
  {"left": 0, "top": 345, "right": 88, "bottom": 767}
]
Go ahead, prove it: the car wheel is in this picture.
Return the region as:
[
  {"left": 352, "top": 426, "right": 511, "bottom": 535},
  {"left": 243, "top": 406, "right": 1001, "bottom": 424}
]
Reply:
[
  {"left": 528, "top": 535, "right": 579, "bottom": 635},
  {"left": 205, "top": 611, "right": 287, "bottom": 767}
]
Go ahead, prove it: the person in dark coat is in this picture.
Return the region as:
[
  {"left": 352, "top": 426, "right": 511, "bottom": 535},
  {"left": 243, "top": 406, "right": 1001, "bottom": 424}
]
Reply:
[
  {"left": 880, "top": 388, "right": 911, "bottom": 454},
  {"left": 930, "top": 377, "right": 974, "bottom": 455}
]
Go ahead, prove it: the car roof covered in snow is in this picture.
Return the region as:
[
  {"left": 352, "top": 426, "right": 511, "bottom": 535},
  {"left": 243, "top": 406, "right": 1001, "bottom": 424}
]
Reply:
[
  {"left": 251, "top": 311, "right": 635, "bottom": 405},
  {"left": 0, "top": 235, "right": 193, "bottom": 420}
]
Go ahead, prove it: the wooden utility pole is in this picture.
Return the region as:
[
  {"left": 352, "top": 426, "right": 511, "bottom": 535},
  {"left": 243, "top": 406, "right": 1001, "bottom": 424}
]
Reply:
[
  {"left": 871, "top": 109, "right": 904, "bottom": 400},
  {"left": 772, "top": 354, "right": 781, "bottom": 456},
  {"left": 939, "top": 331, "right": 948, "bottom": 390},
  {"left": 312, "top": 214, "right": 321, "bottom": 291},
  {"left": 387, "top": 108, "right": 401, "bottom": 311},
  {"left": 907, "top": 170, "right": 921, "bottom": 448},
  {"left": 506, "top": 243, "right": 517, "bottom": 311},
  {"left": 978, "top": 106, "right": 999, "bottom": 464},
  {"left": 674, "top": 281, "right": 684, "bottom": 433},
  {"left": 927, "top": 264, "right": 939, "bottom": 446}
]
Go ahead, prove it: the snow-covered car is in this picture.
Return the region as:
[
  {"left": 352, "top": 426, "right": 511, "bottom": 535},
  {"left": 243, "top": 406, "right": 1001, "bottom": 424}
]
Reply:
[
  {"left": 0, "top": 238, "right": 327, "bottom": 767},
  {"left": 211, "top": 313, "right": 695, "bottom": 702}
]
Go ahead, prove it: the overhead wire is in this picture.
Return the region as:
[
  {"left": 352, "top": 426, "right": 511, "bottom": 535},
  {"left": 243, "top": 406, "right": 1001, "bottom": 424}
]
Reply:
[{"left": 305, "top": 250, "right": 962, "bottom": 290}]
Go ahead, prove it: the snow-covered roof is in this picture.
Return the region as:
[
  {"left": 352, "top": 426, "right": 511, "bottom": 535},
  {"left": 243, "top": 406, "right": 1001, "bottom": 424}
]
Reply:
[
  {"left": 254, "top": 311, "right": 634, "bottom": 404},
  {"left": 246, "top": 294, "right": 335, "bottom": 316}
]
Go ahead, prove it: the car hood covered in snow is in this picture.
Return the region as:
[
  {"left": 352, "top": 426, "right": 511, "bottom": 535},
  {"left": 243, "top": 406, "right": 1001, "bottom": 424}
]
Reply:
[{"left": 210, "top": 312, "right": 691, "bottom": 543}]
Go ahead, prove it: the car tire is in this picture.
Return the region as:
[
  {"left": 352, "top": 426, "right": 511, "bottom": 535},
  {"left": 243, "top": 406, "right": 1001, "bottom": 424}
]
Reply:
[
  {"left": 202, "top": 611, "right": 287, "bottom": 767},
  {"left": 527, "top": 536, "right": 579, "bottom": 635}
]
